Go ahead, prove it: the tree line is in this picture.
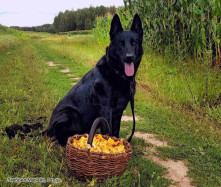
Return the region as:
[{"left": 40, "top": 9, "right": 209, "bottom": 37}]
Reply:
[
  {"left": 11, "top": 24, "right": 55, "bottom": 33},
  {"left": 10, "top": 6, "right": 116, "bottom": 33}
]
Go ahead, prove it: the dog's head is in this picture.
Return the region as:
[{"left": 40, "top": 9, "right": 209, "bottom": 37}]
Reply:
[{"left": 107, "top": 14, "right": 143, "bottom": 78}]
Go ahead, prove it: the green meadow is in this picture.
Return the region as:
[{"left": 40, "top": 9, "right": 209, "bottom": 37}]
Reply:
[{"left": 0, "top": 26, "right": 221, "bottom": 186}]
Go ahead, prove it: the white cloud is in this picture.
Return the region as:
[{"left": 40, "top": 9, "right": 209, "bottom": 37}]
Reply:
[{"left": 0, "top": 0, "right": 124, "bottom": 26}]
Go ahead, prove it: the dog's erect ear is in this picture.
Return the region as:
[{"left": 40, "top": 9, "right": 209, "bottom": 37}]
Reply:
[
  {"left": 130, "top": 14, "right": 143, "bottom": 38},
  {"left": 110, "top": 14, "right": 123, "bottom": 41}
]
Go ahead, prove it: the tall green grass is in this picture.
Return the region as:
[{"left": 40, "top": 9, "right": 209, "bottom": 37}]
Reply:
[
  {"left": 93, "top": 10, "right": 131, "bottom": 44},
  {"left": 0, "top": 25, "right": 25, "bottom": 54},
  {"left": 93, "top": 1, "right": 221, "bottom": 65},
  {"left": 123, "top": 0, "right": 221, "bottom": 65},
  {"left": 93, "top": 16, "right": 112, "bottom": 44}
]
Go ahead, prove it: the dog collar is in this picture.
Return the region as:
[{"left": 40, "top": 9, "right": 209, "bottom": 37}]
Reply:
[{"left": 113, "top": 68, "right": 131, "bottom": 81}]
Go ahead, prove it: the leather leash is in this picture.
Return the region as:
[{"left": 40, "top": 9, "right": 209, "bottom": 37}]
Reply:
[
  {"left": 113, "top": 68, "right": 136, "bottom": 142},
  {"left": 127, "top": 80, "right": 135, "bottom": 142}
]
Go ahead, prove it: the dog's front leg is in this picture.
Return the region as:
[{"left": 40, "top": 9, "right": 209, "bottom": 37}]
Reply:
[
  {"left": 110, "top": 111, "right": 123, "bottom": 138},
  {"left": 99, "top": 109, "right": 122, "bottom": 138}
]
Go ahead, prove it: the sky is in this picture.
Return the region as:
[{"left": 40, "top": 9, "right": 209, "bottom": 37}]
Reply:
[{"left": 0, "top": 0, "right": 124, "bottom": 27}]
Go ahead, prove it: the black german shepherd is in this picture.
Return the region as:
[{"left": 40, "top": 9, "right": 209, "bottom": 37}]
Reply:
[{"left": 47, "top": 14, "right": 143, "bottom": 146}]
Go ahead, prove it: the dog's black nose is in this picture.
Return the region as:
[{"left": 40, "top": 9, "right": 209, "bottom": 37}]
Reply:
[{"left": 126, "top": 53, "right": 134, "bottom": 62}]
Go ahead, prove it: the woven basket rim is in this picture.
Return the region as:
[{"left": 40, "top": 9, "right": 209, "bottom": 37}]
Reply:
[{"left": 67, "top": 133, "right": 132, "bottom": 156}]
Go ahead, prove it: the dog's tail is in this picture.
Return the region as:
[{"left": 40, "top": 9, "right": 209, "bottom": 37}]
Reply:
[{"left": 4, "top": 117, "right": 47, "bottom": 139}]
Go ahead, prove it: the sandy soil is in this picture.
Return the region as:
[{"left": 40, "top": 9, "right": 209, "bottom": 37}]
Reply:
[{"left": 134, "top": 131, "right": 194, "bottom": 187}]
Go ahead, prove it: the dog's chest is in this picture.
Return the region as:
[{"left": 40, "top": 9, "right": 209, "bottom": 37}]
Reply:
[{"left": 92, "top": 79, "right": 130, "bottom": 112}]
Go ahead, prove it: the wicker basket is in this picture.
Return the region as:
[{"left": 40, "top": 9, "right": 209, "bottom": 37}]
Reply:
[{"left": 66, "top": 117, "right": 133, "bottom": 181}]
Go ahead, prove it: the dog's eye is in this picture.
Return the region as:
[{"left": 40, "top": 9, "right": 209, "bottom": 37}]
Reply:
[
  {"left": 119, "top": 41, "right": 124, "bottom": 47},
  {"left": 132, "top": 41, "right": 136, "bottom": 46}
]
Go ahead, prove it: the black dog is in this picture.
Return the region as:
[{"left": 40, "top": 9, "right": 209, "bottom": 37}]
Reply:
[{"left": 47, "top": 14, "right": 143, "bottom": 146}]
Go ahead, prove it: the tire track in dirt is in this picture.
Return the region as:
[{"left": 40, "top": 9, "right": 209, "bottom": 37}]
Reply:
[
  {"left": 123, "top": 116, "right": 193, "bottom": 187},
  {"left": 134, "top": 131, "right": 193, "bottom": 187},
  {"left": 47, "top": 62, "right": 81, "bottom": 86}
]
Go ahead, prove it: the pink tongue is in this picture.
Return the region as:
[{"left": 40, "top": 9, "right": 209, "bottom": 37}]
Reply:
[{"left": 125, "top": 62, "right": 134, "bottom": 77}]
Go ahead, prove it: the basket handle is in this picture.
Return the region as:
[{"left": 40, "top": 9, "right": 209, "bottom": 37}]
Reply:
[{"left": 87, "top": 117, "right": 110, "bottom": 150}]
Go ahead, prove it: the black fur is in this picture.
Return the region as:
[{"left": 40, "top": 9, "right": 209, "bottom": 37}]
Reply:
[
  {"left": 5, "top": 123, "right": 44, "bottom": 139},
  {"left": 47, "top": 14, "right": 143, "bottom": 146}
]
